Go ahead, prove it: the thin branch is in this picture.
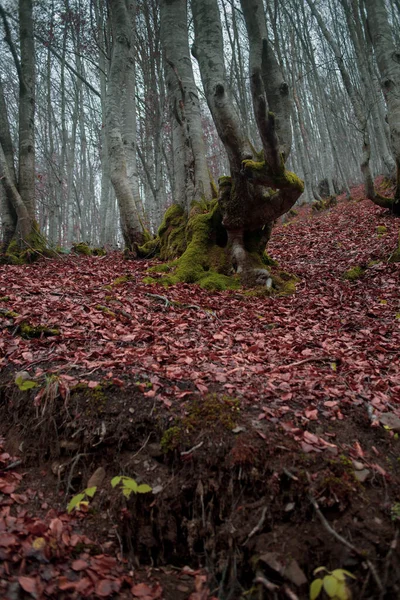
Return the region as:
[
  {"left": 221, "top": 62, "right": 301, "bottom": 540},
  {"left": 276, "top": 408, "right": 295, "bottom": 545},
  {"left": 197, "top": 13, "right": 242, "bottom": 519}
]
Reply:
[
  {"left": 0, "top": 4, "right": 23, "bottom": 84},
  {"left": 1, "top": 7, "right": 101, "bottom": 98},
  {"left": 310, "top": 495, "right": 384, "bottom": 593}
]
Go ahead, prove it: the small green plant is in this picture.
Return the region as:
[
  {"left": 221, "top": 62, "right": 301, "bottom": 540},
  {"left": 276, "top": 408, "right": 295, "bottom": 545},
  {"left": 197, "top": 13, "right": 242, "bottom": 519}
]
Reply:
[
  {"left": 111, "top": 476, "right": 152, "bottom": 498},
  {"left": 310, "top": 567, "right": 355, "bottom": 600},
  {"left": 67, "top": 486, "right": 97, "bottom": 513},
  {"left": 15, "top": 374, "right": 38, "bottom": 391},
  {"left": 391, "top": 503, "right": 400, "bottom": 521}
]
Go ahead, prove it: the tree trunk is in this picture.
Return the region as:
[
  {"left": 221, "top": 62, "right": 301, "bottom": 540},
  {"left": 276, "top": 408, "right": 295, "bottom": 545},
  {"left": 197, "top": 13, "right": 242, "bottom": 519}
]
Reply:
[
  {"left": 18, "top": 0, "right": 36, "bottom": 221},
  {"left": 187, "top": 0, "right": 303, "bottom": 286},
  {"left": 365, "top": 0, "right": 400, "bottom": 211},
  {"left": 0, "top": 79, "right": 17, "bottom": 250},
  {"left": 160, "top": 0, "right": 211, "bottom": 211},
  {"left": 106, "top": 0, "right": 144, "bottom": 249}
]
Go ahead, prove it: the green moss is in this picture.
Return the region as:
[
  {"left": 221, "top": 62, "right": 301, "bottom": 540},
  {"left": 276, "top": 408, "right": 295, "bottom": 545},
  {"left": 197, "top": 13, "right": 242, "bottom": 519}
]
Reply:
[
  {"left": 160, "top": 426, "right": 182, "bottom": 452},
  {"left": 376, "top": 225, "right": 387, "bottom": 234},
  {"left": 185, "top": 394, "right": 240, "bottom": 431},
  {"left": 199, "top": 272, "right": 240, "bottom": 291},
  {"left": 262, "top": 252, "right": 278, "bottom": 267},
  {"left": 160, "top": 200, "right": 239, "bottom": 289},
  {"left": 72, "top": 242, "right": 92, "bottom": 256},
  {"left": 218, "top": 176, "right": 232, "bottom": 187},
  {"left": 0, "top": 296, "right": 10, "bottom": 302},
  {"left": 95, "top": 304, "right": 115, "bottom": 317},
  {"left": 111, "top": 274, "right": 134, "bottom": 286},
  {"left": 137, "top": 236, "right": 160, "bottom": 259},
  {"left": 344, "top": 266, "right": 365, "bottom": 281},
  {"left": 19, "top": 322, "right": 60, "bottom": 338},
  {"left": 4, "top": 310, "right": 59, "bottom": 337},
  {"left": 142, "top": 276, "right": 158, "bottom": 284},
  {"left": 5, "top": 222, "right": 50, "bottom": 264},
  {"left": 92, "top": 247, "right": 107, "bottom": 256},
  {"left": 147, "top": 263, "right": 174, "bottom": 273},
  {"left": 389, "top": 234, "right": 400, "bottom": 263}
]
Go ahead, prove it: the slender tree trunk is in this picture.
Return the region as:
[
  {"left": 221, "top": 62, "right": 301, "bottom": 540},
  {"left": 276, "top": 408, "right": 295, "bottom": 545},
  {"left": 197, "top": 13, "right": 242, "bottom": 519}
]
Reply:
[
  {"left": 160, "top": 0, "right": 211, "bottom": 211},
  {"left": 0, "top": 79, "right": 17, "bottom": 249},
  {"left": 365, "top": 0, "right": 400, "bottom": 210},
  {"left": 18, "top": 0, "right": 36, "bottom": 220},
  {"left": 106, "top": 0, "right": 143, "bottom": 249}
]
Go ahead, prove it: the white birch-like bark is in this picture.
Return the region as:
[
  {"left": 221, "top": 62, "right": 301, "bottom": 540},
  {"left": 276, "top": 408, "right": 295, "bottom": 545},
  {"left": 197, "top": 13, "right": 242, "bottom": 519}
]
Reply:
[
  {"left": 160, "top": 0, "right": 211, "bottom": 210},
  {"left": 365, "top": 0, "right": 400, "bottom": 209},
  {"left": 106, "top": 0, "right": 143, "bottom": 248},
  {"left": 0, "top": 79, "right": 17, "bottom": 248}
]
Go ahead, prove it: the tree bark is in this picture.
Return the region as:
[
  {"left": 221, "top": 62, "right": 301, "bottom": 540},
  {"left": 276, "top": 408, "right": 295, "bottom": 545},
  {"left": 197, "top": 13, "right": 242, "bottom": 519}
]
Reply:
[
  {"left": 365, "top": 0, "right": 400, "bottom": 210},
  {"left": 160, "top": 0, "right": 211, "bottom": 211},
  {"left": 106, "top": 0, "right": 144, "bottom": 248},
  {"left": 18, "top": 0, "right": 36, "bottom": 220},
  {"left": 191, "top": 0, "right": 303, "bottom": 285}
]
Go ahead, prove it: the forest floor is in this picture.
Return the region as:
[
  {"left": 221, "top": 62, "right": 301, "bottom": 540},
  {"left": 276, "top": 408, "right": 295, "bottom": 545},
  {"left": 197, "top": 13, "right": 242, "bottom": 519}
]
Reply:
[{"left": 0, "top": 183, "right": 400, "bottom": 600}]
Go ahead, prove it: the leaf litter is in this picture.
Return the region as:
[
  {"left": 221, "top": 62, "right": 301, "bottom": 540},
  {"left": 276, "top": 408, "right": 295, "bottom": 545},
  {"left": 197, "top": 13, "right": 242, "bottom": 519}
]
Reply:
[{"left": 0, "top": 191, "right": 399, "bottom": 598}]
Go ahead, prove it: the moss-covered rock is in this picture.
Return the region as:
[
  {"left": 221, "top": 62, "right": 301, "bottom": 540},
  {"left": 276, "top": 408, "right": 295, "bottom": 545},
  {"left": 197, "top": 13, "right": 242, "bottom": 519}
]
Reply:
[
  {"left": 72, "top": 242, "right": 92, "bottom": 256},
  {"left": 312, "top": 196, "right": 337, "bottom": 212}
]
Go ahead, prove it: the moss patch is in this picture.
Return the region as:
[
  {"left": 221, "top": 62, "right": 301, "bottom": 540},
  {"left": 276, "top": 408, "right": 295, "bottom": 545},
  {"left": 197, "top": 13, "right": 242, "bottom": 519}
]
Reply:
[
  {"left": 344, "top": 266, "right": 365, "bottom": 281},
  {"left": 158, "top": 200, "right": 239, "bottom": 291},
  {"left": 160, "top": 394, "right": 240, "bottom": 452},
  {"left": 72, "top": 242, "right": 92, "bottom": 256},
  {"left": 312, "top": 196, "right": 338, "bottom": 212},
  {"left": 5, "top": 222, "right": 51, "bottom": 264}
]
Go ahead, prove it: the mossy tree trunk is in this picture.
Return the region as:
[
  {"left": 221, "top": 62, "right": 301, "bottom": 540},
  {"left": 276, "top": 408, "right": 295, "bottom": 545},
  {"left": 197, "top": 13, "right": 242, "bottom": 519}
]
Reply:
[{"left": 188, "top": 0, "right": 303, "bottom": 285}]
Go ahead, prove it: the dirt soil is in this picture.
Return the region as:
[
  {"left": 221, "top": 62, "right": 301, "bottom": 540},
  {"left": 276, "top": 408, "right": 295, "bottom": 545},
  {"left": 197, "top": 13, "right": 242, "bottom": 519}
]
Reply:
[{"left": 1, "top": 188, "right": 400, "bottom": 599}]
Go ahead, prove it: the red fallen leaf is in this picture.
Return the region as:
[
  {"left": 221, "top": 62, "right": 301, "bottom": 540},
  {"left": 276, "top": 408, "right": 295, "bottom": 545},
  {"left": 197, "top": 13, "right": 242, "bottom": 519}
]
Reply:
[
  {"left": 0, "top": 533, "right": 18, "bottom": 547},
  {"left": 10, "top": 493, "right": 28, "bottom": 504},
  {"left": 195, "top": 382, "right": 208, "bottom": 393},
  {"left": 58, "top": 577, "right": 79, "bottom": 591},
  {"left": 301, "top": 442, "right": 318, "bottom": 453},
  {"left": 71, "top": 559, "right": 89, "bottom": 571},
  {"left": 0, "top": 452, "right": 11, "bottom": 462},
  {"left": 112, "top": 378, "right": 124, "bottom": 387},
  {"left": 353, "top": 440, "right": 365, "bottom": 457},
  {"left": 70, "top": 534, "right": 82, "bottom": 546},
  {"left": 372, "top": 463, "right": 387, "bottom": 477},
  {"left": 95, "top": 578, "right": 120, "bottom": 597},
  {"left": 305, "top": 409, "right": 318, "bottom": 420},
  {"left": 88, "top": 380, "right": 100, "bottom": 388},
  {"left": 75, "top": 578, "right": 93, "bottom": 593},
  {"left": 0, "top": 483, "right": 16, "bottom": 494},
  {"left": 132, "top": 582, "right": 153, "bottom": 597},
  {"left": 49, "top": 518, "right": 63, "bottom": 539},
  {"left": 18, "top": 576, "right": 37, "bottom": 594},
  {"left": 303, "top": 431, "right": 320, "bottom": 445}
]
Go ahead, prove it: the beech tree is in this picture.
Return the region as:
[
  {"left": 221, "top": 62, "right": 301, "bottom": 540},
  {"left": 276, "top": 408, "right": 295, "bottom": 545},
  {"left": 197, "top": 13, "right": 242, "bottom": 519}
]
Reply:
[
  {"left": 105, "top": 0, "right": 144, "bottom": 248},
  {"left": 365, "top": 0, "right": 400, "bottom": 213},
  {"left": 160, "top": 0, "right": 212, "bottom": 210},
  {"left": 0, "top": 0, "right": 44, "bottom": 253},
  {"left": 166, "top": 0, "right": 303, "bottom": 286}
]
